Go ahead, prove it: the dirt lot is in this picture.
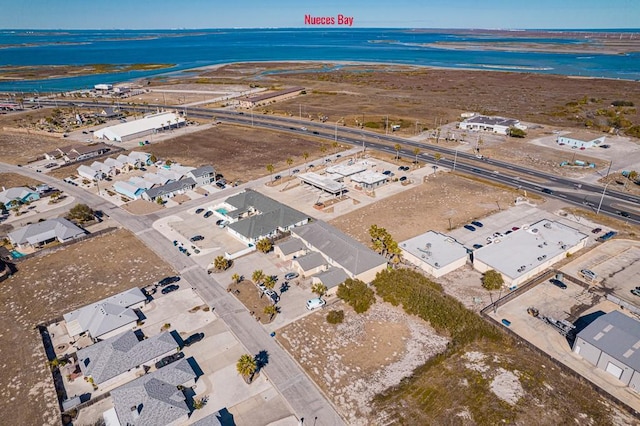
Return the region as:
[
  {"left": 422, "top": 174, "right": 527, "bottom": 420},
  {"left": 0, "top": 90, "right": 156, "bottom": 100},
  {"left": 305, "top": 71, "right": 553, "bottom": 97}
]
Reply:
[
  {"left": 277, "top": 299, "right": 449, "bottom": 425},
  {"left": 0, "top": 229, "right": 174, "bottom": 426},
  {"left": 139, "top": 123, "right": 330, "bottom": 183},
  {"left": 0, "top": 172, "right": 43, "bottom": 189},
  {"left": 227, "top": 279, "right": 277, "bottom": 324},
  {"left": 330, "top": 172, "right": 520, "bottom": 244},
  {"left": 0, "top": 131, "right": 64, "bottom": 164}
]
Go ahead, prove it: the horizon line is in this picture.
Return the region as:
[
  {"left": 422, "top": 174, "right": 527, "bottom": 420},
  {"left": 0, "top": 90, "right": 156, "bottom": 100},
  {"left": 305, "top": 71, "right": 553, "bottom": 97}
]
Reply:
[{"left": 2, "top": 27, "right": 640, "bottom": 31}]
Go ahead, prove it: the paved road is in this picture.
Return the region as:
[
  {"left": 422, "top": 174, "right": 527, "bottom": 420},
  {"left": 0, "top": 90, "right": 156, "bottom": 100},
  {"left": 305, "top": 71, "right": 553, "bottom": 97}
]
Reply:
[{"left": 0, "top": 162, "right": 345, "bottom": 425}]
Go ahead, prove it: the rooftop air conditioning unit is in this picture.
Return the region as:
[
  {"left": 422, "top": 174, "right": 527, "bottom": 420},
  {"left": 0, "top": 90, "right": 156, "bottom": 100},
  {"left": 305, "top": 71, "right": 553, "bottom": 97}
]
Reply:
[
  {"left": 434, "top": 262, "right": 440, "bottom": 267},
  {"left": 544, "top": 223, "right": 552, "bottom": 229}
]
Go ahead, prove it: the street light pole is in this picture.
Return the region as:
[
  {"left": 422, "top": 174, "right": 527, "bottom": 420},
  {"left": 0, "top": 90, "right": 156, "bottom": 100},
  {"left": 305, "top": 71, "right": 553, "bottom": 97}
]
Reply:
[{"left": 596, "top": 182, "right": 611, "bottom": 215}]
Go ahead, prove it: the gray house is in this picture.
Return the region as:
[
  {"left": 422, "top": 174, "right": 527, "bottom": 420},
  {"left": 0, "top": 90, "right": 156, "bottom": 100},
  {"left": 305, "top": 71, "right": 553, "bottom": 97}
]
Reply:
[
  {"left": 187, "top": 165, "right": 215, "bottom": 186},
  {"left": 8, "top": 218, "right": 86, "bottom": 248},
  {"left": 573, "top": 310, "right": 640, "bottom": 392},
  {"left": 142, "top": 178, "right": 197, "bottom": 202}
]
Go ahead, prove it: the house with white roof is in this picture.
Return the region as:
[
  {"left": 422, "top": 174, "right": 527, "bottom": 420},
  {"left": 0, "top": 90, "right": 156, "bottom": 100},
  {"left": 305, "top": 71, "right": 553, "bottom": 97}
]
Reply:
[
  {"left": 76, "top": 330, "right": 179, "bottom": 387},
  {"left": 8, "top": 218, "right": 86, "bottom": 248},
  {"left": 77, "top": 165, "right": 103, "bottom": 181},
  {"left": 63, "top": 287, "right": 147, "bottom": 341},
  {"left": 0, "top": 186, "right": 40, "bottom": 206},
  {"left": 103, "top": 157, "right": 125, "bottom": 173},
  {"left": 113, "top": 181, "right": 146, "bottom": 200},
  {"left": 90, "top": 161, "right": 114, "bottom": 177}
]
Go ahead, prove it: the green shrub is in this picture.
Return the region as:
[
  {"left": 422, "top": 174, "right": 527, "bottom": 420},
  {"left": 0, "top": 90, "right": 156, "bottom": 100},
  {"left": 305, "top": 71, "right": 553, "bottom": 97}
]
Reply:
[
  {"left": 326, "top": 310, "right": 345, "bottom": 324},
  {"left": 337, "top": 278, "right": 375, "bottom": 314}
]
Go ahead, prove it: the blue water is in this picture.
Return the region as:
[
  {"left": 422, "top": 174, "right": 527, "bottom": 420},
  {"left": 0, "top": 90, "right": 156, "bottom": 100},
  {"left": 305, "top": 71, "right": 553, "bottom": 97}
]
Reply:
[
  {"left": 10, "top": 250, "right": 25, "bottom": 259},
  {"left": 0, "top": 28, "right": 639, "bottom": 92}
]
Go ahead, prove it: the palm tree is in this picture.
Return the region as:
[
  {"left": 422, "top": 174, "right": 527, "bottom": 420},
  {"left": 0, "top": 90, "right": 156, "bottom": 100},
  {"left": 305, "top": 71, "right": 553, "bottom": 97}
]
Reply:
[
  {"left": 434, "top": 152, "right": 442, "bottom": 170},
  {"left": 252, "top": 270, "right": 265, "bottom": 285},
  {"left": 214, "top": 255, "right": 230, "bottom": 271},
  {"left": 266, "top": 164, "right": 274, "bottom": 181},
  {"left": 394, "top": 143, "right": 402, "bottom": 161},
  {"left": 231, "top": 273, "right": 241, "bottom": 284},
  {"left": 263, "top": 275, "right": 276, "bottom": 291},
  {"left": 311, "top": 282, "right": 327, "bottom": 298},
  {"left": 320, "top": 145, "right": 327, "bottom": 162},
  {"left": 302, "top": 152, "right": 310, "bottom": 169},
  {"left": 413, "top": 147, "right": 420, "bottom": 167},
  {"left": 264, "top": 304, "right": 279, "bottom": 321},
  {"left": 332, "top": 141, "right": 339, "bottom": 155},
  {"left": 236, "top": 354, "right": 257, "bottom": 384},
  {"left": 286, "top": 157, "right": 294, "bottom": 176},
  {"left": 256, "top": 238, "right": 272, "bottom": 253},
  {"left": 627, "top": 170, "right": 638, "bottom": 189}
]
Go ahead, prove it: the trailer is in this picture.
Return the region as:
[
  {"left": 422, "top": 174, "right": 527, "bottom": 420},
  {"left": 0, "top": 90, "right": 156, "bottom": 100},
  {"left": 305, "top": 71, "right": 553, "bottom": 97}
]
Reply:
[{"left": 527, "top": 306, "right": 575, "bottom": 337}]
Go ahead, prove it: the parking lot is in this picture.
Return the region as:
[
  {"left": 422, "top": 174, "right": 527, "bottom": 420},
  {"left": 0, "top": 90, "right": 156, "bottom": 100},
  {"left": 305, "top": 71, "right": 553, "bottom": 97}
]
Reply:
[{"left": 561, "top": 239, "right": 640, "bottom": 305}]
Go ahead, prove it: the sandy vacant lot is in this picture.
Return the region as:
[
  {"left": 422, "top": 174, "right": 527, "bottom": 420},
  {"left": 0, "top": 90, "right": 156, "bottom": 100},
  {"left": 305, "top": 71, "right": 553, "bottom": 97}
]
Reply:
[
  {"left": 0, "top": 172, "right": 43, "bottom": 189},
  {"left": 331, "top": 172, "right": 520, "bottom": 244},
  {"left": 0, "top": 229, "right": 174, "bottom": 426},
  {"left": 277, "top": 300, "right": 448, "bottom": 425},
  {"left": 139, "top": 123, "right": 330, "bottom": 183},
  {"left": 0, "top": 131, "right": 63, "bottom": 164}
]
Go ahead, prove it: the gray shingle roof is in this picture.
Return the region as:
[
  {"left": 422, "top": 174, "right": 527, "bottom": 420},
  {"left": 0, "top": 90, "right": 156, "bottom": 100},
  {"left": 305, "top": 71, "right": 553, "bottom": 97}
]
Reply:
[
  {"left": 577, "top": 311, "right": 640, "bottom": 372},
  {"left": 112, "top": 359, "right": 196, "bottom": 426},
  {"left": 144, "top": 178, "right": 196, "bottom": 199},
  {"left": 77, "top": 331, "right": 178, "bottom": 384},
  {"left": 8, "top": 218, "right": 85, "bottom": 246},
  {"left": 63, "top": 287, "right": 146, "bottom": 338},
  {"left": 276, "top": 237, "right": 306, "bottom": 256},
  {"left": 295, "top": 251, "right": 326, "bottom": 272},
  {"left": 0, "top": 187, "right": 38, "bottom": 204},
  {"left": 313, "top": 267, "right": 349, "bottom": 289},
  {"left": 190, "top": 411, "right": 224, "bottom": 426},
  {"left": 188, "top": 165, "right": 214, "bottom": 178},
  {"left": 293, "top": 221, "right": 387, "bottom": 276}
]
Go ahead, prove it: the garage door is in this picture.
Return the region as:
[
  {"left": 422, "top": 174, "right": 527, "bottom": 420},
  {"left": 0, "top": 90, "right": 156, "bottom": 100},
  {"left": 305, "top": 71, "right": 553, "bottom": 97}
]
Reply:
[{"left": 605, "top": 362, "right": 623, "bottom": 379}]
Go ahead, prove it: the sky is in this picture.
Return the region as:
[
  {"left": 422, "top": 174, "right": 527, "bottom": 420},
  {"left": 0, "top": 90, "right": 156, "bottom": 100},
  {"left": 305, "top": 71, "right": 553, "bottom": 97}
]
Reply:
[{"left": 2, "top": 0, "right": 639, "bottom": 29}]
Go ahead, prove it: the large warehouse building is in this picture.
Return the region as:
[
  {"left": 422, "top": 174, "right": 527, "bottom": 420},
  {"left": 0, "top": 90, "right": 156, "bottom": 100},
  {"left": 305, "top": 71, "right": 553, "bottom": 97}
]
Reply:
[
  {"left": 472, "top": 219, "right": 588, "bottom": 287},
  {"left": 459, "top": 115, "right": 525, "bottom": 135},
  {"left": 573, "top": 311, "right": 640, "bottom": 392},
  {"left": 94, "top": 111, "right": 184, "bottom": 142}
]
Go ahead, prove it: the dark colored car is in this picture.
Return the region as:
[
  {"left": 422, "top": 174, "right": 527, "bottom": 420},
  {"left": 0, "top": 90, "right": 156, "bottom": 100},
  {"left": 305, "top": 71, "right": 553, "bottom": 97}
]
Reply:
[
  {"left": 162, "top": 284, "right": 180, "bottom": 294},
  {"left": 550, "top": 279, "right": 567, "bottom": 289},
  {"left": 292, "top": 169, "right": 300, "bottom": 174},
  {"left": 216, "top": 219, "right": 225, "bottom": 226},
  {"left": 542, "top": 188, "right": 554, "bottom": 195},
  {"left": 471, "top": 221, "right": 484, "bottom": 228},
  {"left": 155, "top": 352, "right": 184, "bottom": 369},
  {"left": 216, "top": 181, "right": 226, "bottom": 189},
  {"left": 600, "top": 144, "right": 610, "bottom": 149},
  {"left": 472, "top": 244, "right": 483, "bottom": 249},
  {"left": 463, "top": 224, "right": 476, "bottom": 232},
  {"left": 195, "top": 208, "right": 204, "bottom": 214},
  {"left": 382, "top": 170, "right": 392, "bottom": 175},
  {"left": 158, "top": 276, "right": 180, "bottom": 287},
  {"left": 512, "top": 226, "right": 520, "bottom": 231},
  {"left": 183, "top": 333, "right": 205, "bottom": 347},
  {"left": 618, "top": 211, "right": 630, "bottom": 217},
  {"left": 274, "top": 175, "right": 281, "bottom": 180},
  {"left": 399, "top": 176, "right": 407, "bottom": 182},
  {"left": 312, "top": 131, "right": 319, "bottom": 135},
  {"left": 190, "top": 235, "right": 204, "bottom": 242},
  {"left": 592, "top": 227, "right": 602, "bottom": 234},
  {"left": 204, "top": 211, "right": 214, "bottom": 218}
]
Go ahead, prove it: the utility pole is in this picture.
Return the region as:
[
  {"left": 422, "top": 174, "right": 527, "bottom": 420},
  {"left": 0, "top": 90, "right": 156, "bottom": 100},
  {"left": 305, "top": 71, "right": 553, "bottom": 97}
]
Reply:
[
  {"left": 606, "top": 160, "right": 613, "bottom": 177},
  {"left": 596, "top": 182, "right": 611, "bottom": 215}
]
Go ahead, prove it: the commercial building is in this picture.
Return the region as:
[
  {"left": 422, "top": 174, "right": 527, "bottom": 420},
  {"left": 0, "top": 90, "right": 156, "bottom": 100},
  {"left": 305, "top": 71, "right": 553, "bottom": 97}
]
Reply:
[
  {"left": 94, "top": 112, "right": 185, "bottom": 142},
  {"left": 401, "top": 231, "right": 468, "bottom": 278},
  {"left": 238, "top": 86, "right": 305, "bottom": 108},
  {"left": 221, "top": 190, "right": 309, "bottom": 245},
  {"left": 297, "top": 172, "right": 347, "bottom": 196},
  {"left": 63, "top": 287, "right": 146, "bottom": 341},
  {"left": 557, "top": 132, "right": 606, "bottom": 149},
  {"left": 573, "top": 311, "right": 640, "bottom": 392},
  {"left": 472, "top": 219, "right": 588, "bottom": 287},
  {"left": 350, "top": 170, "right": 389, "bottom": 191},
  {"left": 8, "top": 218, "right": 86, "bottom": 249},
  {"left": 76, "top": 330, "right": 179, "bottom": 387},
  {"left": 459, "top": 115, "right": 524, "bottom": 135},
  {"left": 292, "top": 220, "right": 387, "bottom": 284}
]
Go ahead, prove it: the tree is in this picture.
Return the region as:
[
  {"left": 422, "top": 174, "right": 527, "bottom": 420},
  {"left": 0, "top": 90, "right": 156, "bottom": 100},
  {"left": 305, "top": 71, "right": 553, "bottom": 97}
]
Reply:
[
  {"left": 256, "top": 238, "right": 272, "bottom": 253},
  {"left": 0, "top": 202, "right": 5, "bottom": 213},
  {"left": 628, "top": 170, "right": 638, "bottom": 183},
  {"left": 156, "top": 197, "right": 164, "bottom": 205},
  {"left": 231, "top": 273, "right": 241, "bottom": 284},
  {"left": 149, "top": 154, "right": 157, "bottom": 163},
  {"left": 413, "top": 147, "right": 420, "bottom": 166},
  {"left": 320, "top": 145, "right": 327, "bottom": 162},
  {"left": 394, "top": 143, "right": 402, "bottom": 161},
  {"left": 263, "top": 275, "right": 276, "bottom": 291},
  {"left": 165, "top": 159, "right": 172, "bottom": 166},
  {"left": 337, "top": 278, "right": 375, "bottom": 314},
  {"left": 236, "top": 354, "right": 257, "bottom": 384},
  {"left": 214, "top": 255, "right": 230, "bottom": 271},
  {"left": 482, "top": 270, "right": 504, "bottom": 292},
  {"left": 326, "top": 310, "right": 345, "bottom": 324},
  {"left": 368, "top": 224, "right": 401, "bottom": 265},
  {"left": 311, "top": 282, "right": 328, "bottom": 298},
  {"left": 266, "top": 164, "right": 274, "bottom": 181},
  {"left": 434, "top": 152, "right": 442, "bottom": 165},
  {"left": 252, "top": 269, "right": 265, "bottom": 285},
  {"left": 302, "top": 151, "right": 310, "bottom": 168},
  {"left": 332, "top": 141, "right": 339, "bottom": 154},
  {"left": 263, "top": 304, "right": 279, "bottom": 321},
  {"left": 508, "top": 127, "right": 527, "bottom": 138},
  {"left": 286, "top": 157, "right": 294, "bottom": 175},
  {"left": 66, "top": 203, "right": 95, "bottom": 223}
]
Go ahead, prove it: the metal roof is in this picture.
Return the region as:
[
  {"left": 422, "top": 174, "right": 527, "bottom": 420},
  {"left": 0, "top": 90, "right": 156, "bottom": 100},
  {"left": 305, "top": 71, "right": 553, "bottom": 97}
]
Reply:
[
  {"left": 577, "top": 311, "right": 640, "bottom": 372},
  {"left": 293, "top": 221, "right": 387, "bottom": 277},
  {"left": 298, "top": 172, "right": 346, "bottom": 194}
]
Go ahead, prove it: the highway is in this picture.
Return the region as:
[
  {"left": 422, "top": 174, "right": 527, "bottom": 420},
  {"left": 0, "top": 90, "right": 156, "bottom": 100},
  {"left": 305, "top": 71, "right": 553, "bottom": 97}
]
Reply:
[{"left": 28, "top": 98, "right": 640, "bottom": 224}]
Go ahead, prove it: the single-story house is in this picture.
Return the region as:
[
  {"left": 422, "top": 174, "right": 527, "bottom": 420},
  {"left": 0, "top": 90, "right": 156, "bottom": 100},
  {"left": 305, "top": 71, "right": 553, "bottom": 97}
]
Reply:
[
  {"left": 98, "top": 107, "right": 119, "bottom": 119},
  {"left": 557, "top": 132, "right": 606, "bottom": 149},
  {"left": 103, "top": 157, "right": 125, "bottom": 173},
  {"left": 292, "top": 220, "right": 388, "bottom": 284},
  {"left": 77, "top": 165, "right": 103, "bottom": 181},
  {"left": 143, "top": 172, "right": 171, "bottom": 186},
  {"left": 109, "top": 358, "right": 197, "bottom": 426},
  {"left": 64, "top": 287, "right": 147, "bottom": 341},
  {"left": 113, "top": 181, "right": 146, "bottom": 200},
  {"left": 573, "top": 311, "right": 640, "bottom": 391},
  {"left": 90, "top": 161, "right": 114, "bottom": 177},
  {"left": 77, "top": 330, "right": 179, "bottom": 387},
  {"left": 8, "top": 218, "right": 86, "bottom": 248},
  {"left": 293, "top": 251, "right": 326, "bottom": 277},
  {"left": 187, "top": 165, "right": 215, "bottom": 186},
  {"left": 128, "top": 176, "right": 155, "bottom": 190},
  {"left": 141, "top": 178, "right": 197, "bottom": 202},
  {"left": 311, "top": 267, "right": 349, "bottom": 295},
  {"left": 274, "top": 237, "right": 307, "bottom": 261},
  {"left": 0, "top": 186, "right": 40, "bottom": 206},
  {"left": 47, "top": 143, "right": 111, "bottom": 163}
]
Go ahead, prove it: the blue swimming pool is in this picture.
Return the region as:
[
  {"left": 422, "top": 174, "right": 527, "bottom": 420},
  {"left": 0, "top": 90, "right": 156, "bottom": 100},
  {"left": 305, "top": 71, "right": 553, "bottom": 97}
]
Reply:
[
  {"left": 11, "top": 250, "right": 25, "bottom": 259},
  {"left": 215, "top": 208, "right": 228, "bottom": 215}
]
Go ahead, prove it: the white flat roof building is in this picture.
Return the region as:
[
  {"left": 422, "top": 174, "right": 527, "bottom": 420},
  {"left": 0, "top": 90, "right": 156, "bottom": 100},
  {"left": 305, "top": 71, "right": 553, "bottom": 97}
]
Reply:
[
  {"left": 459, "top": 115, "right": 524, "bottom": 135},
  {"left": 473, "top": 219, "right": 588, "bottom": 287},
  {"left": 325, "top": 163, "right": 367, "bottom": 177},
  {"left": 298, "top": 172, "right": 346, "bottom": 195},
  {"left": 94, "top": 112, "right": 185, "bottom": 142},
  {"left": 350, "top": 170, "right": 388, "bottom": 190},
  {"left": 401, "top": 231, "right": 468, "bottom": 278}
]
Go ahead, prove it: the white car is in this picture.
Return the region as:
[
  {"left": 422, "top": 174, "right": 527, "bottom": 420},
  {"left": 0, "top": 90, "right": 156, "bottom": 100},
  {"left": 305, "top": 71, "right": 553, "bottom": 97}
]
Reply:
[
  {"left": 306, "top": 298, "right": 326, "bottom": 310},
  {"left": 284, "top": 272, "right": 299, "bottom": 281}
]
